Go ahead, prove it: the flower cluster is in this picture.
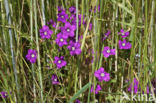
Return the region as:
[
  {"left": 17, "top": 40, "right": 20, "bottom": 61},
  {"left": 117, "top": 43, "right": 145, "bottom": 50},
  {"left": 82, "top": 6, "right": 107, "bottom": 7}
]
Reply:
[
  {"left": 118, "top": 29, "right": 131, "bottom": 49},
  {"left": 127, "top": 78, "right": 151, "bottom": 94}
]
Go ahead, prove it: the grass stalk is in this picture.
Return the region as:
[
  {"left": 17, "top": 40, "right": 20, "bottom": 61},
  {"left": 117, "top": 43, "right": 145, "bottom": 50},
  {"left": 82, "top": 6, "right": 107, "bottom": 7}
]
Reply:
[
  {"left": 30, "top": 0, "right": 36, "bottom": 102},
  {"left": 75, "top": 0, "right": 79, "bottom": 42},
  {"left": 34, "top": 0, "right": 44, "bottom": 102},
  {"left": 3, "top": 0, "right": 19, "bottom": 100},
  {"left": 41, "top": 0, "right": 46, "bottom": 25}
]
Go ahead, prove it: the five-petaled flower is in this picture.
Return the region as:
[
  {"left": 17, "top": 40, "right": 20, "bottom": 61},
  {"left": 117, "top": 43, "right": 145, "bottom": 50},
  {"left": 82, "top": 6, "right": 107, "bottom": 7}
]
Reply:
[
  {"left": 102, "top": 46, "right": 115, "bottom": 58},
  {"left": 0, "top": 91, "right": 8, "bottom": 98},
  {"left": 55, "top": 32, "right": 68, "bottom": 47},
  {"left": 118, "top": 40, "right": 132, "bottom": 49},
  {"left": 94, "top": 67, "right": 110, "bottom": 82},
  {"left": 51, "top": 74, "right": 60, "bottom": 85},
  {"left": 61, "top": 22, "right": 76, "bottom": 37},
  {"left": 57, "top": 10, "right": 68, "bottom": 23},
  {"left": 118, "top": 29, "right": 129, "bottom": 38},
  {"left": 54, "top": 56, "right": 67, "bottom": 69},
  {"left": 26, "top": 49, "right": 37, "bottom": 63},
  {"left": 39, "top": 25, "right": 53, "bottom": 39},
  {"left": 67, "top": 41, "right": 81, "bottom": 56}
]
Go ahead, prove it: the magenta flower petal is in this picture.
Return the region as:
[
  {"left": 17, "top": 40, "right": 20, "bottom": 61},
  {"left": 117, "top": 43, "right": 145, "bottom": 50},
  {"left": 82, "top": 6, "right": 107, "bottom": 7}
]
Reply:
[
  {"left": 0, "top": 91, "right": 8, "bottom": 98},
  {"left": 102, "top": 46, "right": 116, "bottom": 58},
  {"left": 119, "top": 40, "right": 132, "bottom": 49},
  {"left": 55, "top": 32, "right": 68, "bottom": 47},
  {"left": 94, "top": 67, "right": 110, "bottom": 82},
  {"left": 57, "top": 10, "right": 68, "bottom": 23},
  {"left": 51, "top": 74, "right": 60, "bottom": 85},
  {"left": 61, "top": 22, "right": 76, "bottom": 37},
  {"left": 39, "top": 25, "right": 53, "bottom": 39},
  {"left": 54, "top": 56, "right": 67, "bottom": 69},
  {"left": 118, "top": 29, "right": 130, "bottom": 38},
  {"left": 26, "top": 49, "right": 37, "bottom": 63},
  {"left": 67, "top": 41, "right": 82, "bottom": 56},
  {"left": 91, "top": 84, "right": 102, "bottom": 94}
]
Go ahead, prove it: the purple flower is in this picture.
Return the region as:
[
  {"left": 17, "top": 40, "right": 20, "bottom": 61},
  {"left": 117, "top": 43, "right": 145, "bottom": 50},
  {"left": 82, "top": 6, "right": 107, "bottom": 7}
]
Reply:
[
  {"left": 94, "top": 67, "right": 110, "bottom": 82},
  {"left": 75, "top": 99, "right": 80, "bottom": 103},
  {"left": 51, "top": 74, "right": 59, "bottom": 85},
  {"left": 57, "top": 10, "right": 68, "bottom": 23},
  {"left": 26, "top": 49, "right": 37, "bottom": 63},
  {"left": 69, "top": 6, "right": 76, "bottom": 14},
  {"left": 94, "top": 5, "right": 100, "bottom": 13},
  {"left": 54, "top": 56, "right": 67, "bottom": 69},
  {"left": 146, "top": 85, "right": 150, "bottom": 94},
  {"left": 128, "top": 78, "right": 139, "bottom": 94},
  {"left": 102, "top": 30, "right": 111, "bottom": 40},
  {"left": 70, "top": 14, "right": 85, "bottom": 27},
  {"left": 47, "top": 19, "right": 56, "bottom": 28},
  {"left": 118, "top": 29, "right": 129, "bottom": 38},
  {"left": 39, "top": 25, "right": 53, "bottom": 39},
  {"left": 0, "top": 91, "right": 8, "bottom": 98},
  {"left": 67, "top": 41, "right": 81, "bottom": 56},
  {"left": 151, "top": 78, "right": 156, "bottom": 93},
  {"left": 55, "top": 32, "right": 68, "bottom": 47},
  {"left": 89, "top": 23, "right": 92, "bottom": 30},
  {"left": 102, "top": 46, "right": 115, "bottom": 58},
  {"left": 118, "top": 40, "right": 132, "bottom": 49},
  {"left": 57, "top": 6, "right": 64, "bottom": 12},
  {"left": 91, "top": 84, "right": 102, "bottom": 94},
  {"left": 61, "top": 22, "right": 76, "bottom": 37}
]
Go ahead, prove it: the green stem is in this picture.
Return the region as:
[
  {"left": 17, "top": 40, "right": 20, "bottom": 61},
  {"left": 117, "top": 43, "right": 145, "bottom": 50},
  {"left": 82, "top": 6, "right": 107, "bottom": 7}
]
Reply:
[
  {"left": 34, "top": 0, "right": 44, "bottom": 102},
  {"left": 30, "top": 0, "right": 36, "bottom": 102},
  {"left": 4, "top": 0, "right": 20, "bottom": 100},
  {"left": 75, "top": 0, "right": 79, "bottom": 42}
]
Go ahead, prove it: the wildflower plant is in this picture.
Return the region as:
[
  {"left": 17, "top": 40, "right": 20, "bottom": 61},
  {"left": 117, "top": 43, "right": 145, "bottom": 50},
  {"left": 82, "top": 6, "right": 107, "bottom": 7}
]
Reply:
[{"left": 1, "top": 1, "right": 155, "bottom": 103}]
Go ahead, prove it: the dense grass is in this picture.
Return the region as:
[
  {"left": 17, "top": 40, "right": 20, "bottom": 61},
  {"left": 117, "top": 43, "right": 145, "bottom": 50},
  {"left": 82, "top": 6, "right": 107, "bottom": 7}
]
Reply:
[{"left": 0, "top": 0, "right": 156, "bottom": 103}]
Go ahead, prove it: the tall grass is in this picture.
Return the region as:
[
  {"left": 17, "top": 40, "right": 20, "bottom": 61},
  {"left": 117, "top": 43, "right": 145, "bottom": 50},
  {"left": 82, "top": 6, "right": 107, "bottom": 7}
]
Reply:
[{"left": 0, "top": 0, "right": 156, "bottom": 103}]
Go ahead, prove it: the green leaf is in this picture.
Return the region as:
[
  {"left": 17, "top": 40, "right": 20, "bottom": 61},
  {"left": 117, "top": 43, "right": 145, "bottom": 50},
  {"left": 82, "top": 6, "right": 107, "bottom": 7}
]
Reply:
[{"left": 69, "top": 83, "right": 91, "bottom": 103}]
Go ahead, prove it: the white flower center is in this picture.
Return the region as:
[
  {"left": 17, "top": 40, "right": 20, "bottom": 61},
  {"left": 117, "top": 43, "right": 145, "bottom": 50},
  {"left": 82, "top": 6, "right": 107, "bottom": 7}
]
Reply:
[
  {"left": 101, "top": 73, "right": 105, "bottom": 77},
  {"left": 122, "top": 43, "right": 126, "bottom": 46},
  {"left": 107, "top": 50, "right": 110, "bottom": 53},
  {"left": 60, "top": 38, "right": 64, "bottom": 42},
  {"left": 54, "top": 79, "right": 57, "bottom": 81},
  {"left": 31, "top": 54, "right": 35, "bottom": 58},
  {"left": 44, "top": 31, "right": 47, "bottom": 35},
  {"left": 72, "top": 47, "right": 75, "bottom": 51},
  {"left": 61, "top": 16, "right": 64, "bottom": 18},
  {"left": 67, "top": 28, "right": 70, "bottom": 32},
  {"left": 121, "top": 33, "right": 125, "bottom": 36},
  {"left": 58, "top": 60, "right": 61, "bottom": 64}
]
